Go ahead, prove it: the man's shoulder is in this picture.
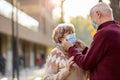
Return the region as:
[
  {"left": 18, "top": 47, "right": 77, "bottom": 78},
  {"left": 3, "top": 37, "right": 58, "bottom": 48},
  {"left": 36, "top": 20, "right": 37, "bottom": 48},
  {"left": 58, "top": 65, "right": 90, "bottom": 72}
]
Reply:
[
  {"left": 94, "top": 29, "right": 108, "bottom": 38},
  {"left": 95, "top": 25, "right": 120, "bottom": 40}
]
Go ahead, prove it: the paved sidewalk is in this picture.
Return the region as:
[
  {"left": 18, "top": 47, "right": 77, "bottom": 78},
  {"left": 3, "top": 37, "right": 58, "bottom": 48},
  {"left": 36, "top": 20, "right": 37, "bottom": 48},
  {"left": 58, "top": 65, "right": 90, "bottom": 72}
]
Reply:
[{"left": 0, "top": 66, "right": 45, "bottom": 80}]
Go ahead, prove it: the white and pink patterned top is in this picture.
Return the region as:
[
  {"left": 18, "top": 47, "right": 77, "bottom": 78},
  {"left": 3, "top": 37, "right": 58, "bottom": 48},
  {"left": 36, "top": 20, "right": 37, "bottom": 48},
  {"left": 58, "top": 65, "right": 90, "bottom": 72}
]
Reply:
[{"left": 44, "top": 46, "right": 89, "bottom": 80}]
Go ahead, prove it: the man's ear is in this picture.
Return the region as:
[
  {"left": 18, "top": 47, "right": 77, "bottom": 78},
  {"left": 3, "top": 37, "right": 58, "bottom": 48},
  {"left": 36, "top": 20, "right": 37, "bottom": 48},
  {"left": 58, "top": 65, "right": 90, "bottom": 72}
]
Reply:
[{"left": 96, "top": 10, "right": 101, "bottom": 18}]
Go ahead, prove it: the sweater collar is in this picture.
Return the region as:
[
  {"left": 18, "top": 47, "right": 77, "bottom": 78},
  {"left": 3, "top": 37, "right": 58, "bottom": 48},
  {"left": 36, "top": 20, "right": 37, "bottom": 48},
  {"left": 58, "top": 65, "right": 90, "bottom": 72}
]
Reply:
[
  {"left": 57, "top": 44, "right": 70, "bottom": 58},
  {"left": 97, "top": 21, "right": 117, "bottom": 30}
]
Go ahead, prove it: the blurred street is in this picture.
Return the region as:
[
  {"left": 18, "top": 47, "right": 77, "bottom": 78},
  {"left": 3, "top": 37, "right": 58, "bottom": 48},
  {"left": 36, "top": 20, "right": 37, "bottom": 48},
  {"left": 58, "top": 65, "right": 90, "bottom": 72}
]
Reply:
[{"left": 0, "top": 66, "right": 45, "bottom": 80}]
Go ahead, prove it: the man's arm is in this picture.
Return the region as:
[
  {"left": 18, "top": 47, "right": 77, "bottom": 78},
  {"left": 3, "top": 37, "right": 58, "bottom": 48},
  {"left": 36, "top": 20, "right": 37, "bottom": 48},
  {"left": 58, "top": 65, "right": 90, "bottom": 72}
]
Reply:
[
  {"left": 68, "top": 32, "right": 108, "bottom": 70},
  {"left": 82, "top": 47, "right": 88, "bottom": 55}
]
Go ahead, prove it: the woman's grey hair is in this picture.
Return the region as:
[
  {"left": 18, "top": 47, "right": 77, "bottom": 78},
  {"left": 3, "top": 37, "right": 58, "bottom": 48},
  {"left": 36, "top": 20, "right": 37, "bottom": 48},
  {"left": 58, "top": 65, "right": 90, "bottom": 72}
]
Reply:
[{"left": 52, "top": 24, "right": 75, "bottom": 43}]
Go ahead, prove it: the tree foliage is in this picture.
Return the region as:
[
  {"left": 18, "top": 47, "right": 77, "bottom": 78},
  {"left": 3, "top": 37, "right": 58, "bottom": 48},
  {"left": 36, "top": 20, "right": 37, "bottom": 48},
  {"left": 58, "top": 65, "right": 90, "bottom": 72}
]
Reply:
[
  {"left": 99, "top": 0, "right": 120, "bottom": 23},
  {"left": 70, "top": 16, "right": 96, "bottom": 45},
  {"left": 110, "top": 0, "right": 120, "bottom": 23}
]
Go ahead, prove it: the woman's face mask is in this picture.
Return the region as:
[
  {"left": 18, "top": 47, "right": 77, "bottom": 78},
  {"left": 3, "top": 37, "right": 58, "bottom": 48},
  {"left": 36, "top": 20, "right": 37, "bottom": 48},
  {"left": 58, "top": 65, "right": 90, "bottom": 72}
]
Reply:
[{"left": 66, "top": 33, "right": 76, "bottom": 45}]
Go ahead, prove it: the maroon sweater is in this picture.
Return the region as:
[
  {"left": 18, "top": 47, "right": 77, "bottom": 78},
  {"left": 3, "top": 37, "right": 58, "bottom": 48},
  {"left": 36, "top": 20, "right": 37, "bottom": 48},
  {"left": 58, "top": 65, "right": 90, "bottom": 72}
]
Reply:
[{"left": 68, "top": 21, "right": 120, "bottom": 80}]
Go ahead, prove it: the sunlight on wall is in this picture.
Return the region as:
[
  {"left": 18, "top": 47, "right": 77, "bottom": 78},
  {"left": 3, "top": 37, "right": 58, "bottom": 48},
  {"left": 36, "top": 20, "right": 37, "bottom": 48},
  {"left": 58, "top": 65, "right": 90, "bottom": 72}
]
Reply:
[{"left": 0, "top": 0, "right": 39, "bottom": 31}]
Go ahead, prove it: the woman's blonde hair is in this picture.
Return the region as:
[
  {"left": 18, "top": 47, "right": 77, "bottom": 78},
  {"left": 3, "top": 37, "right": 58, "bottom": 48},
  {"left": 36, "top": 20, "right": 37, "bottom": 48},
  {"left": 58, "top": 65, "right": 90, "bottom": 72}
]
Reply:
[{"left": 52, "top": 24, "right": 75, "bottom": 43}]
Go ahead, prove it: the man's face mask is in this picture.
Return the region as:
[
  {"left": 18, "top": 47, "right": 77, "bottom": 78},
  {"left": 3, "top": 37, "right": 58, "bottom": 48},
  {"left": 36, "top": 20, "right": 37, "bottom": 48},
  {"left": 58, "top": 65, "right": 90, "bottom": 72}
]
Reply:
[
  {"left": 66, "top": 33, "right": 76, "bottom": 45},
  {"left": 92, "top": 21, "right": 98, "bottom": 30}
]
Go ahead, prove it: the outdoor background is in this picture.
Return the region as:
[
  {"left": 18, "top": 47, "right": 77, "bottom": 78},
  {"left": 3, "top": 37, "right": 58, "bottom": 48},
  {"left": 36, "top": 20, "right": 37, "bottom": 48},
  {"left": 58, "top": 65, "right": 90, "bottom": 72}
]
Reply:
[{"left": 0, "top": 0, "right": 120, "bottom": 80}]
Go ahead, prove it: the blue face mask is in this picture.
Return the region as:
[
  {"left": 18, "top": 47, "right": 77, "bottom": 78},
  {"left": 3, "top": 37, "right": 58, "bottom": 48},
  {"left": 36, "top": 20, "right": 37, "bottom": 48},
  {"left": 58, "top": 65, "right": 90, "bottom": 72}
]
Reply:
[
  {"left": 66, "top": 33, "right": 76, "bottom": 45},
  {"left": 92, "top": 21, "right": 98, "bottom": 30}
]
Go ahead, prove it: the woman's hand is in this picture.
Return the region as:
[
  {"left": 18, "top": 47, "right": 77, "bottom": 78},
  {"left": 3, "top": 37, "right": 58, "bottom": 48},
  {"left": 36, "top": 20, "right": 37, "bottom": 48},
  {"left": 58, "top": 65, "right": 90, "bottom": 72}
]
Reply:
[
  {"left": 62, "top": 39, "right": 73, "bottom": 51},
  {"left": 66, "top": 56, "right": 74, "bottom": 71}
]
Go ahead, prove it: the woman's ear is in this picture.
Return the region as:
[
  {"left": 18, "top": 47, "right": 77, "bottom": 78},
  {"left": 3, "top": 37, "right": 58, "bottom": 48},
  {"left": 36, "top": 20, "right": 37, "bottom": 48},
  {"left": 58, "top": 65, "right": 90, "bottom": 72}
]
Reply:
[
  {"left": 58, "top": 39, "right": 62, "bottom": 43},
  {"left": 59, "top": 38, "right": 63, "bottom": 43},
  {"left": 59, "top": 38, "right": 66, "bottom": 43}
]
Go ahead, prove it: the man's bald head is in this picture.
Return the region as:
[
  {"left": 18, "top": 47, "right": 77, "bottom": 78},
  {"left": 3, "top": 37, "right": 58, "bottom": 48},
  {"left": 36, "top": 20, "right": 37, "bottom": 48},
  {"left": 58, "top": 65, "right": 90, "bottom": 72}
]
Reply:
[
  {"left": 90, "top": 2, "right": 112, "bottom": 17},
  {"left": 90, "top": 2, "right": 113, "bottom": 26}
]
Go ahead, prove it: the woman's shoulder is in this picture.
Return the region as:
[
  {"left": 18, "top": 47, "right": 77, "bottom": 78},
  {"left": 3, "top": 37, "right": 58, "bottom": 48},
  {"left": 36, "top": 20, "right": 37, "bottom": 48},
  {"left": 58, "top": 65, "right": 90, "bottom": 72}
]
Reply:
[
  {"left": 49, "top": 47, "right": 65, "bottom": 57},
  {"left": 46, "top": 48, "right": 66, "bottom": 64}
]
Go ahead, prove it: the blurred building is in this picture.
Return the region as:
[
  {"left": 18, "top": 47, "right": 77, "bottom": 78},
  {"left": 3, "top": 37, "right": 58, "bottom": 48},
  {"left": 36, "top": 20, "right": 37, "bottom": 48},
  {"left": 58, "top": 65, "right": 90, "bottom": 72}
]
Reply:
[{"left": 0, "top": 0, "right": 55, "bottom": 73}]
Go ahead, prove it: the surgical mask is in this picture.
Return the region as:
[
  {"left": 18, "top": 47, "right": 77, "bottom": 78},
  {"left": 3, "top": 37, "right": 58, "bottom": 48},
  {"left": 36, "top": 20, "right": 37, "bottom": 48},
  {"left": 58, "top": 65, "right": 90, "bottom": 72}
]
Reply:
[
  {"left": 92, "top": 21, "right": 98, "bottom": 30},
  {"left": 66, "top": 33, "right": 76, "bottom": 45}
]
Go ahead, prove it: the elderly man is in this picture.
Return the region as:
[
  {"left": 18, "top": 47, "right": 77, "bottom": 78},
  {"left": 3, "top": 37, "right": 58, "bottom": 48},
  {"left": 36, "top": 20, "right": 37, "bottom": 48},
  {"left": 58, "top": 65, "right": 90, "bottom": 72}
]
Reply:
[{"left": 62, "top": 2, "right": 120, "bottom": 80}]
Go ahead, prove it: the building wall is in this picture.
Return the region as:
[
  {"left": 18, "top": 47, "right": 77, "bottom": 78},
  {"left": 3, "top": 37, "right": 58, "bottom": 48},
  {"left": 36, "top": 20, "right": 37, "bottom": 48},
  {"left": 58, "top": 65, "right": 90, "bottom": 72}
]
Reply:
[
  {"left": 6, "top": 36, "right": 13, "bottom": 71},
  {"left": 0, "top": 15, "right": 54, "bottom": 47},
  {"left": 0, "top": 0, "right": 55, "bottom": 73},
  {"left": 30, "top": 44, "right": 34, "bottom": 67}
]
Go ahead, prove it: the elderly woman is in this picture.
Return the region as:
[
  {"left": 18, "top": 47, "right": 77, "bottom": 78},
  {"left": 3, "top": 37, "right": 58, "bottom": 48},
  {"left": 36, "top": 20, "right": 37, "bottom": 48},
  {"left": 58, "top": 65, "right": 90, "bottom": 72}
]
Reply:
[{"left": 44, "top": 24, "right": 88, "bottom": 80}]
